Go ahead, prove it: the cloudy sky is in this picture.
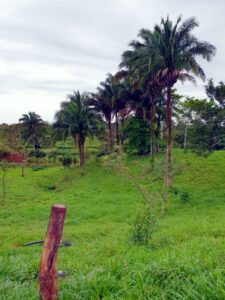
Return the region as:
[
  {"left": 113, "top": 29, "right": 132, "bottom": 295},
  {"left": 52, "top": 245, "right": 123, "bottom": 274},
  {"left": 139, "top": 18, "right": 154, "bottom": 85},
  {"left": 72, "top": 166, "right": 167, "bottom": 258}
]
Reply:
[{"left": 0, "top": 0, "right": 224, "bottom": 123}]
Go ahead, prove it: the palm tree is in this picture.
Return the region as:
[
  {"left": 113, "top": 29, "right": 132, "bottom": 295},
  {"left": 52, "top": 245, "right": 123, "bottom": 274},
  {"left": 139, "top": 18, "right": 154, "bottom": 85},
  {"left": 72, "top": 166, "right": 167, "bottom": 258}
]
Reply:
[
  {"left": 19, "top": 112, "right": 43, "bottom": 148},
  {"left": 54, "top": 91, "right": 100, "bottom": 171},
  {"left": 154, "top": 16, "right": 216, "bottom": 187},
  {"left": 120, "top": 29, "right": 163, "bottom": 157},
  {"left": 92, "top": 74, "right": 125, "bottom": 147}
]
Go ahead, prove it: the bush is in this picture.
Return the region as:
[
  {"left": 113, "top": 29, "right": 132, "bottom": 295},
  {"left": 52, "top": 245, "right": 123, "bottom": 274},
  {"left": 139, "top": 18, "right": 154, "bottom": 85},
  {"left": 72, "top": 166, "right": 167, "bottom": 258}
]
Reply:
[
  {"left": 131, "top": 207, "right": 156, "bottom": 245},
  {"left": 31, "top": 165, "right": 45, "bottom": 171},
  {"left": 96, "top": 144, "right": 112, "bottom": 157},
  {"left": 59, "top": 156, "right": 73, "bottom": 167},
  {"left": 180, "top": 191, "right": 190, "bottom": 203},
  {"left": 123, "top": 117, "right": 150, "bottom": 155},
  {"left": 43, "top": 183, "right": 56, "bottom": 190},
  {"left": 29, "top": 149, "right": 46, "bottom": 159}
]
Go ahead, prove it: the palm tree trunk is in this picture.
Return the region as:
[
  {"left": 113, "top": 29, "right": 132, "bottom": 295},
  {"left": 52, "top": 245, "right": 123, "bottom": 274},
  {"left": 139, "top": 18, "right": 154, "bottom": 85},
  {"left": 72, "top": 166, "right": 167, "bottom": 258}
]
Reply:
[
  {"left": 183, "top": 124, "right": 187, "bottom": 149},
  {"left": 74, "top": 134, "right": 85, "bottom": 173},
  {"left": 76, "top": 134, "right": 84, "bottom": 172},
  {"left": 79, "top": 143, "right": 85, "bottom": 172},
  {"left": 156, "top": 98, "right": 162, "bottom": 153},
  {"left": 166, "top": 86, "right": 172, "bottom": 189},
  {"left": 115, "top": 111, "right": 119, "bottom": 146},
  {"left": 121, "top": 117, "right": 125, "bottom": 146},
  {"left": 150, "top": 99, "right": 156, "bottom": 157},
  {"left": 108, "top": 120, "right": 113, "bottom": 148}
]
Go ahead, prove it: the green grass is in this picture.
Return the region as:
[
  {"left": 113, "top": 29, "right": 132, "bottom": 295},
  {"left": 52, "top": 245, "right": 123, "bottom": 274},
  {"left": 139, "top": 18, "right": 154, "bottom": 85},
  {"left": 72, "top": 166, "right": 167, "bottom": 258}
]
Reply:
[{"left": 0, "top": 149, "right": 225, "bottom": 299}]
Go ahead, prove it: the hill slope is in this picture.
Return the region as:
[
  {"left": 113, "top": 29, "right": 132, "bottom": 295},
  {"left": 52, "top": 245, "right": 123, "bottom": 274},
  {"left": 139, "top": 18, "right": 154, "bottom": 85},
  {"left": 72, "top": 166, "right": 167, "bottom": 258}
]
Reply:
[{"left": 0, "top": 150, "right": 225, "bottom": 299}]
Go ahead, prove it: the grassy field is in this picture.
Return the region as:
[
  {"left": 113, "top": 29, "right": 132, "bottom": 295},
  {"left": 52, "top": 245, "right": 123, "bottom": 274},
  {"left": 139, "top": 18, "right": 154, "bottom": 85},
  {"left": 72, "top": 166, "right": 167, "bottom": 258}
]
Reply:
[{"left": 0, "top": 149, "right": 225, "bottom": 299}]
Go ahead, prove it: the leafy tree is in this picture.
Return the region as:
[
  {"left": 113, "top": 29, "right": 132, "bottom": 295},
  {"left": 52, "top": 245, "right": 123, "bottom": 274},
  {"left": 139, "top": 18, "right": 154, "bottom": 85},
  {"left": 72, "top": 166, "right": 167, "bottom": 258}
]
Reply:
[
  {"left": 123, "top": 117, "right": 150, "bottom": 155},
  {"left": 205, "top": 79, "right": 225, "bottom": 108},
  {"left": 182, "top": 98, "right": 225, "bottom": 154},
  {"left": 54, "top": 91, "right": 101, "bottom": 171}
]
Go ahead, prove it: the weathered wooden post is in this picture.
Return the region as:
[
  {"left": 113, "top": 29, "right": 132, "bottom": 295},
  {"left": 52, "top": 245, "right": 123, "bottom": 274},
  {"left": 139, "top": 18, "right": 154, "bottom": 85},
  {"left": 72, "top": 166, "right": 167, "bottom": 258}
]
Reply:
[{"left": 38, "top": 204, "right": 67, "bottom": 300}]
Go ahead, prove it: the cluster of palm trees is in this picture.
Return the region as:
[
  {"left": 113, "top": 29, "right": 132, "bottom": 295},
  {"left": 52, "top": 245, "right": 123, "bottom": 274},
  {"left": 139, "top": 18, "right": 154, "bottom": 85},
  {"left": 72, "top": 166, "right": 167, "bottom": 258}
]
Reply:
[
  {"left": 20, "top": 16, "right": 216, "bottom": 187},
  {"left": 117, "top": 16, "right": 215, "bottom": 187}
]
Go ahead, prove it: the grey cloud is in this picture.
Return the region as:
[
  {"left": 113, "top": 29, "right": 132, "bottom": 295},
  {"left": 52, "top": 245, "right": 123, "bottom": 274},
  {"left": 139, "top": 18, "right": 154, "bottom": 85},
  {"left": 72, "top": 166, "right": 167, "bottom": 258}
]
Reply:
[{"left": 0, "top": 0, "right": 224, "bottom": 123}]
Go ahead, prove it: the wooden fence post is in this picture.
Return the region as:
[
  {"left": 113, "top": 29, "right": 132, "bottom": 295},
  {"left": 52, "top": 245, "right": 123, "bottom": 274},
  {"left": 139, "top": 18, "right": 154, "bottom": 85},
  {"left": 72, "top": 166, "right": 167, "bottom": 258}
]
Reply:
[{"left": 38, "top": 204, "right": 67, "bottom": 300}]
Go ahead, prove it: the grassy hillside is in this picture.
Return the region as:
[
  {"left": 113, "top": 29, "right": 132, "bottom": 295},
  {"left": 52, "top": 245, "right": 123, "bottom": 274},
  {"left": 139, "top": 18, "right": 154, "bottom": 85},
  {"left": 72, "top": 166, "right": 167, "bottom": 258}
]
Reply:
[{"left": 0, "top": 150, "right": 225, "bottom": 299}]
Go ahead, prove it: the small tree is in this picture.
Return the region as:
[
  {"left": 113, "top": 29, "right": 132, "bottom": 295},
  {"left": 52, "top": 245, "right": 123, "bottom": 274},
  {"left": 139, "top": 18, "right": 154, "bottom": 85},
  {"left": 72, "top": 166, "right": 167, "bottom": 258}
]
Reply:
[
  {"left": 123, "top": 117, "right": 150, "bottom": 155},
  {"left": 0, "top": 160, "right": 8, "bottom": 207}
]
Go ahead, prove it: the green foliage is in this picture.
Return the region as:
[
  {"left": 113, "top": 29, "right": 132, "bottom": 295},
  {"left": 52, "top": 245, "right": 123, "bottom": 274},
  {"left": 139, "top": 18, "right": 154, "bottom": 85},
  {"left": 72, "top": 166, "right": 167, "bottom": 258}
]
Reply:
[
  {"left": 131, "top": 206, "right": 156, "bottom": 245},
  {"left": 183, "top": 98, "right": 225, "bottom": 154},
  {"left": 54, "top": 91, "right": 101, "bottom": 143},
  {"left": 19, "top": 112, "right": 43, "bottom": 148},
  {"left": 0, "top": 160, "right": 8, "bottom": 173},
  {"left": 96, "top": 144, "right": 112, "bottom": 157},
  {"left": 42, "top": 183, "right": 56, "bottom": 191},
  {"left": 59, "top": 156, "right": 73, "bottom": 167},
  {"left": 29, "top": 149, "right": 46, "bottom": 159},
  {"left": 0, "top": 150, "right": 225, "bottom": 298},
  {"left": 180, "top": 191, "right": 190, "bottom": 203},
  {"left": 0, "top": 144, "right": 12, "bottom": 157},
  {"left": 123, "top": 117, "right": 150, "bottom": 155},
  {"left": 31, "top": 165, "right": 46, "bottom": 171}
]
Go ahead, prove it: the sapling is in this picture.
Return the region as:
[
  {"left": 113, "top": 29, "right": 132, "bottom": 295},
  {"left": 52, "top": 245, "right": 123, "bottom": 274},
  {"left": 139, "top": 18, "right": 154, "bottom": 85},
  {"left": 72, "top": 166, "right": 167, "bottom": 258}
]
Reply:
[{"left": 0, "top": 160, "right": 8, "bottom": 207}]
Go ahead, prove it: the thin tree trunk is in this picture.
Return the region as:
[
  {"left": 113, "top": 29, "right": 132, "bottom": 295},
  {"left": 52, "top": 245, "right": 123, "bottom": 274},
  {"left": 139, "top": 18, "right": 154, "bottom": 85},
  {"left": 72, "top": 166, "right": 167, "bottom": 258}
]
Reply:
[
  {"left": 115, "top": 111, "right": 119, "bottom": 146},
  {"left": 22, "top": 148, "right": 27, "bottom": 177},
  {"left": 79, "top": 143, "right": 85, "bottom": 171},
  {"left": 121, "top": 117, "right": 125, "bottom": 146},
  {"left": 183, "top": 124, "right": 187, "bottom": 149},
  {"left": 2, "top": 171, "right": 6, "bottom": 207},
  {"left": 156, "top": 98, "right": 161, "bottom": 153},
  {"left": 74, "top": 134, "right": 85, "bottom": 173},
  {"left": 77, "top": 135, "right": 85, "bottom": 173},
  {"left": 108, "top": 120, "right": 113, "bottom": 148},
  {"left": 160, "top": 121, "right": 164, "bottom": 141},
  {"left": 22, "top": 162, "right": 25, "bottom": 177},
  {"left": 166, "top": 86, "right": 172, "bottom": 189},
  {"left": 150, "top": 99, "right": 156, "bottom": 157}
]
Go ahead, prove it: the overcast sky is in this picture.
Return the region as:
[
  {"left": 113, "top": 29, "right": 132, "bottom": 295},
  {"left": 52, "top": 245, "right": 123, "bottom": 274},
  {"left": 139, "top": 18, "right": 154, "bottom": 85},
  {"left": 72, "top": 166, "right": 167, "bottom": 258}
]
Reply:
[{"left": 0, "top": 0, "right": 224, "bottom": 123}]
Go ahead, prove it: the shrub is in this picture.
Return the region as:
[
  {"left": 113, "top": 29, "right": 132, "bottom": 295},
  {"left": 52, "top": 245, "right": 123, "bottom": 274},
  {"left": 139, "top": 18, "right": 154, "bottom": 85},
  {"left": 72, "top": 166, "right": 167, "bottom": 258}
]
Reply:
[
  {"left": 180, "top": 191, "right": 190, "bottom": 203},
  {"left": 123, "top": 117, "right": 150, "bottom": 155},
  {"left": 29, "top": 149, "right": 46, "bottom": 159},
  {"left": 59, "top": 156, "right": 73, "bottom": 167},
  {"left": 43, "top": 183, "right": 56, "bottom": 190},
  {"left": 31, "top": 166, "right": 45, "bottom": 171},
  {"left": 96, "top": 144, "right": 111, "bottom": 157},
  {"left": 131, "top": 207, "right": 156, "bottom": 245}
]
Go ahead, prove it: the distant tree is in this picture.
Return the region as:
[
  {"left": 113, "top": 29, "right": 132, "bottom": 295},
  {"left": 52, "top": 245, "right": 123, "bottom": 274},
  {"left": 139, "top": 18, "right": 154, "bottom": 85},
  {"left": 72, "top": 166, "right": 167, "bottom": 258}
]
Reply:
[
  {"left": 180, "top": 98, "right": 225, "bottom": 154},
  {"left": 0, "top": 160, "right": 8, "bottom": 207},
  {"left": 91, "top": 73, "right": 131, "bottom": 148},
  {"left": 19, "top": 112, "right": 43, "bottom": 148},
  {"left": 205, "top": 79, "right": 225, "bottom": 108},
  {"left": 54, "top": 91, "right": 101, "bottom": 171}
]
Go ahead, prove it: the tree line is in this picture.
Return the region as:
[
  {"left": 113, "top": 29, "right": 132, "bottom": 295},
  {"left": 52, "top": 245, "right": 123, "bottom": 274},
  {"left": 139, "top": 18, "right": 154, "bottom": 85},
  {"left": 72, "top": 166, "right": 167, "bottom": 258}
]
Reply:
[{"left": 1, "top": 16, "right": 221, "bottom": 188}]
